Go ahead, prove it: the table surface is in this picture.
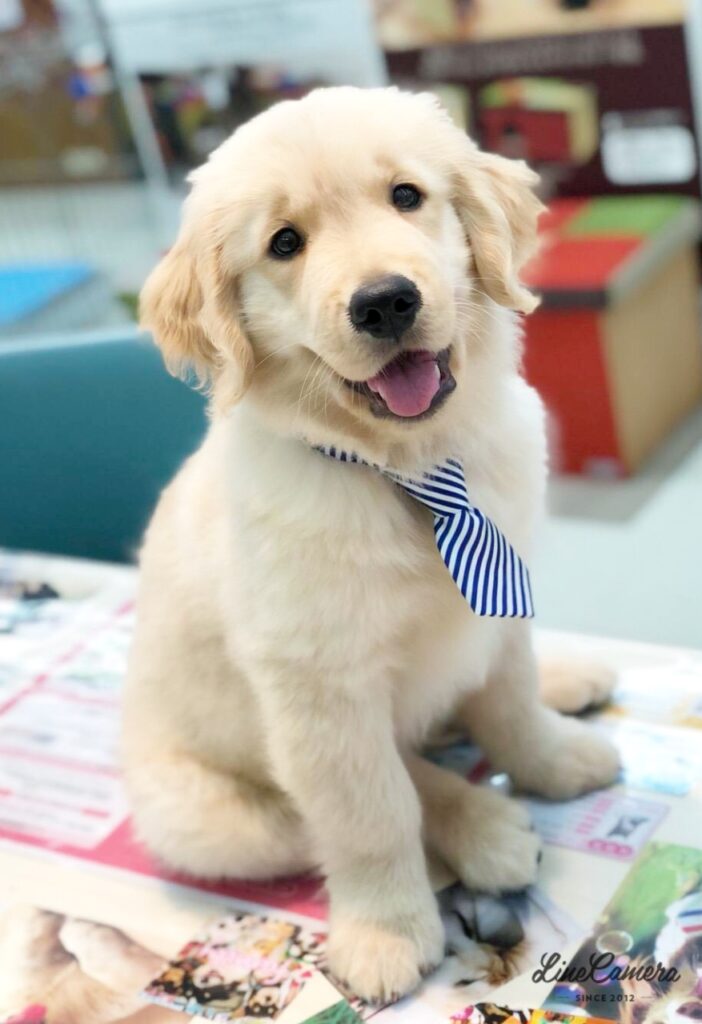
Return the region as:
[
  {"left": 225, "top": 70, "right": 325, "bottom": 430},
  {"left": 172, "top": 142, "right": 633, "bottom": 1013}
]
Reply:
[{"left": 1, "top": 548, "right": 701, "bottom": 1022}]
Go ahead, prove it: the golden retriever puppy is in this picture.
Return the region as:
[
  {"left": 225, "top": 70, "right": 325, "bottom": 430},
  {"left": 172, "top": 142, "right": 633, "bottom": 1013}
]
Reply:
[{"left": 123, "top": 86, "right": 619, "bottom": 1003}]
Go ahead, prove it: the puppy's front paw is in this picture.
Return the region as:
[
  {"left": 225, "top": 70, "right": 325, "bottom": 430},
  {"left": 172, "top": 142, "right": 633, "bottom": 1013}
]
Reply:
[
  {"left": 326, "top": 902, "right": 444, "bottom": 1004},
  {"left": 434, "top": 785, "right": 541, "bottom": 895},
  {"left": 540, "top": 657, "right": 617, "bottom": 714},
  {"left": 512, "top": 717, "right": 621, "bottom": 800}
]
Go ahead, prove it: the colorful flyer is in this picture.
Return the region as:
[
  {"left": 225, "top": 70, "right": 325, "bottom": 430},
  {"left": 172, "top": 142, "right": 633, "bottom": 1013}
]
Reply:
[
  {"left": 0, "top": 560, "right": 326, "bottom": 920},
  {"left": 602, "top": 719, "right": 702, "bottom": 797},
  {"left": 299, "top": 1003, "right": 362, "bottom": 1024},
  {"left": 604, "top": 664, "right": 702, "bottom": 731},
  {"left": 542, "top": 842, "right": 702, "bottom": 1021},
  {"left": 450, "top": 1006, "right": 609, "bottom": 1024},
  {"left": 525, "top": 791, "right": 668, "bottom": 861},
  {"left": 143, "top": 912, "right": 328, "bottom": 1021}
]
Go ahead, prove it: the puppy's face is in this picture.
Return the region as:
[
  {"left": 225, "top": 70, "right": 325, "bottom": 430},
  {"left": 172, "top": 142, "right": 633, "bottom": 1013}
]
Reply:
[{"left": 141, "top": 87, "right": 542, "bottom": 454}]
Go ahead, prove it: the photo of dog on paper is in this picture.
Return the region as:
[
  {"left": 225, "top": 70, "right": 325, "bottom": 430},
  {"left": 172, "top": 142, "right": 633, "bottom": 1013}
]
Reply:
[{"left": 542, "top": 843, "right": 702, "bottom": 1023}]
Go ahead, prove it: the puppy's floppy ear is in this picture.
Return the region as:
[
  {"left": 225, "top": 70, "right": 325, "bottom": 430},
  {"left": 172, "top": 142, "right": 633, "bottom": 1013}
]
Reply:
[
  {"left": 139, "top": 232, "right": 254, "bottom": 405},
  {"left": 139, "top": 236, "right": 213, "bottom": 380},
  {"left": 453, "top": 149, "right": 544, "bottom": 314}
]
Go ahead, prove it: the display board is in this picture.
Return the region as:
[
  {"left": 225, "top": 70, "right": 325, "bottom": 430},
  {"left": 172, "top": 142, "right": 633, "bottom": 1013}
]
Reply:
[{"left": 385, "top": 17, "right": 702, "bottom": 205}]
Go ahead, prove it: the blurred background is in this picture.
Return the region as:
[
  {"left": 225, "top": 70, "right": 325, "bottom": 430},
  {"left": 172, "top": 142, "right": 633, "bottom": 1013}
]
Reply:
[{"left": 1, "top": 0, "right": 700, "bottom": 648}]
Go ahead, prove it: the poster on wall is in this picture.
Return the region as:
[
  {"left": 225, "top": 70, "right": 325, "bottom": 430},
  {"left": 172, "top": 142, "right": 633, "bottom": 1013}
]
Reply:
[
  {"left": 383, "top": 12, "right": 702, "bottom": 205},
  {"left": 374, "top": 0, "right": 688, "bottom": 49}
]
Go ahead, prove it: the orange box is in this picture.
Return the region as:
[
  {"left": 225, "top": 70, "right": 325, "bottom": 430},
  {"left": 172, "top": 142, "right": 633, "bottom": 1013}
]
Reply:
[{"left": 522, "top": 195, "right": 702, "bottom": 477}]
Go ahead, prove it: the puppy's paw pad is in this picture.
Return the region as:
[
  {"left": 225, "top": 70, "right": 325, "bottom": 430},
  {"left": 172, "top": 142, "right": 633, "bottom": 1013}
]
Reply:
[{"left": 327, "top": 910, "right": 444, "bottom": 1004}]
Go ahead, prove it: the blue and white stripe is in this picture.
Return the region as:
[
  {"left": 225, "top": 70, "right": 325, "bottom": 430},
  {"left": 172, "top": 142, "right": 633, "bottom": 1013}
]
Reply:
[{"left": 315, "top": 447, "right": 534, "bottom": 619}]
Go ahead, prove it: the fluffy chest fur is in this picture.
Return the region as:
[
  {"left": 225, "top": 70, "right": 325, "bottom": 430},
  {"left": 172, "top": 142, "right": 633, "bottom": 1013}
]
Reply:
[{"left": 212, "top": 372, "right": 546, "bottom": 746}]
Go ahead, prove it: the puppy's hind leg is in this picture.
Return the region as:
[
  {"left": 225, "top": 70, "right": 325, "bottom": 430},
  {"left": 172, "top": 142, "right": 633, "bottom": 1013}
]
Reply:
[
  {"left": 124, "top": 748, "right": 316, "bottom": 880},
  {"left": 459, "top": 624, "right": 621, "bottom": 801}
]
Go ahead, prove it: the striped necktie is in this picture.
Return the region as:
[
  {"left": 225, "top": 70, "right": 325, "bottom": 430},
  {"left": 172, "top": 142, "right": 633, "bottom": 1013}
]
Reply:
[{"left": 316, "top": 445, "right": 534, "bottom": 619}]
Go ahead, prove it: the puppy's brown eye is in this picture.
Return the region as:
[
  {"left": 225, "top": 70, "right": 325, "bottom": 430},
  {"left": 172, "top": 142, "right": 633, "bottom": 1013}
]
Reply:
[
  {"left": 392, "top": 183, "right": 423, "bottom": 211},
  {"left": 269, "top": 227, "right": 303, "bottom": 259}
]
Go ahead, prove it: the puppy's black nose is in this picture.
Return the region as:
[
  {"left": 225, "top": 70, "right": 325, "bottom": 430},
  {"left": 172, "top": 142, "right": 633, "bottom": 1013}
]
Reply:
[{"left": 349, "top": 275, "right": 421, "bottom": 340}]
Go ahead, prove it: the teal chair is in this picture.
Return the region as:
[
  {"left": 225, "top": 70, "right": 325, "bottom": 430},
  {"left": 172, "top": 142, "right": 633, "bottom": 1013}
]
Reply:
[{"left": 0, "top": 330, "right": 207, "bottom": 562}]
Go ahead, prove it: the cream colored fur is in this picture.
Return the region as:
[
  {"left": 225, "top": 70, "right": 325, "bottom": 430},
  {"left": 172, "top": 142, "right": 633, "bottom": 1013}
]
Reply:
[{"left": 124, "top": 86, "right": 619, "bottom": 1004}]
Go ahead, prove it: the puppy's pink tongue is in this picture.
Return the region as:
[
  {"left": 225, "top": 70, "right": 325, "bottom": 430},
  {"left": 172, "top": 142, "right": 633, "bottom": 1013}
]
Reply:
[{"left": 367, "top": 351, "right": 440, "bottom": 417}]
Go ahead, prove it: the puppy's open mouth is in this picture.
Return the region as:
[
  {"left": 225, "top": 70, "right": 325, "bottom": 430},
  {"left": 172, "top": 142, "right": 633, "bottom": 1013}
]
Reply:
[{"left": 345, "top": 347, "right": 456, "bottom": 420}]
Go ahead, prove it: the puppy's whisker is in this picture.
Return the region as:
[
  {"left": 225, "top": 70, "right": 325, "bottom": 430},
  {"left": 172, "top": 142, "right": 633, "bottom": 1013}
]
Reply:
[
  {"left": 302, "top": 358, "right": 328, "bottom": 405},
  {"left": 307, "top": 366, "right": 335, "bottom": 420},
  {"left": 453, "top": 298, "right": 508, "bottom": 328},
  {"left": 292, "top": 364, "right": 317, "bottom": 424},
  {"left": 294, "top": 355, "right": 335, "bottom": 429},
  {"left": 308, "top": 361, "right": 338, "bottom": 431},
  {"left": 321, "top": 372, "right": 335, "bottom": 432},
  {"left": 294, "top": 355, "right": 324, "bottom": 423},
  {"left": 254, "top": 340, "right": 300, "bottom": 370}
]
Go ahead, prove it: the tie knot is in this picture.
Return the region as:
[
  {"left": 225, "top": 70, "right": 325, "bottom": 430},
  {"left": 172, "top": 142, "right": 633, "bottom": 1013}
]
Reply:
[{"left": 385, "top": 458, "right": 469, "bottom": 519}]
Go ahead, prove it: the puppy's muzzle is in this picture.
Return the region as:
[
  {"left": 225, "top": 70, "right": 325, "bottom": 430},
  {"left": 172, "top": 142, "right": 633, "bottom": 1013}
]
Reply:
[{"left": 349, "top": 275, "right": 421, "bottom": 340}]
